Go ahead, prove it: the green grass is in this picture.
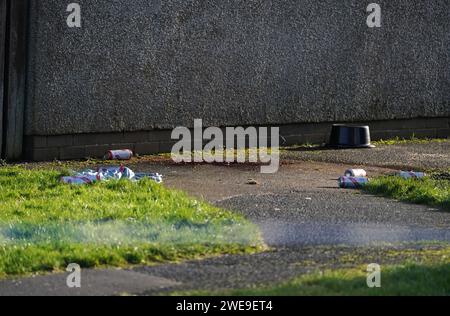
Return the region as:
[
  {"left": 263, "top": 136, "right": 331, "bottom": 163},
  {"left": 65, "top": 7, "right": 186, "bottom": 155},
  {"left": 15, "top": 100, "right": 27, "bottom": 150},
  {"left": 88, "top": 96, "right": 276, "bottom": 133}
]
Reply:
[
  {"left": 373, "top": 136, "right": 448, "bottom": 146},
  {"left": 194, "top": 264, "right": 450, "bottom": 296},
  {"left": 0, "top": 166, "right": 264, "bottom": 278},
  {"left": 362, "top": 175, "right": 450, "bottom": 211},
  {"left": 178, "top": 247, "right": 450, "bottom": 296}
]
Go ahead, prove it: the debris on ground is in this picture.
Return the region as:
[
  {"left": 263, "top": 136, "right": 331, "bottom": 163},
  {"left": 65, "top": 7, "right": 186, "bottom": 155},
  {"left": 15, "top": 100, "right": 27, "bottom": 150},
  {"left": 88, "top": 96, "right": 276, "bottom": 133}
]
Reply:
[
  {"left": 61, "top": 166, "right": 162, "bottom": 185},
  {"left": 339, "top": 168, "right": 370, "bottom": 189},
  {"left": 398, "top": 171, "right": 426, "bottom": 179},
  {"left": 104, "top": 149, "right": 134, "bottom": 160},
  {"left": 246, "top": 179, "right": 260, "bottom": 185},
  {"left": 338, "top": 176, "right": 369, "bottom": 189},
  {"left": 344, "top": 169, "right": 367, "bottom": 177}
]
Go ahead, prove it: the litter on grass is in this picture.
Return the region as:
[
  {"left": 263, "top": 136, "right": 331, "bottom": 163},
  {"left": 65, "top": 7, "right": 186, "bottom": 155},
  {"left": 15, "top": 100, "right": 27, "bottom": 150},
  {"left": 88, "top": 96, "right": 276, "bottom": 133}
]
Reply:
[
  {"left": 339, "top": 168, "right": 369, "bottom": 189},
  {"left": 398, "top": 171, "right": 426, "bottom": 179},
  {"left": 61, "top": 166, "right": 163, "bottom": 185},
  {"left": 339, "top": 168, "right": 429, "bottom": 189}
]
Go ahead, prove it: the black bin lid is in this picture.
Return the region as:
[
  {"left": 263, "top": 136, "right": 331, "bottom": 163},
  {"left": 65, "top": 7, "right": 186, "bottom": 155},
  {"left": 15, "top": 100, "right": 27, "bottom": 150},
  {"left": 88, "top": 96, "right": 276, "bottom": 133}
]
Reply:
[{"left": 327, "top": 124, "right": 375, "bottom": 148}]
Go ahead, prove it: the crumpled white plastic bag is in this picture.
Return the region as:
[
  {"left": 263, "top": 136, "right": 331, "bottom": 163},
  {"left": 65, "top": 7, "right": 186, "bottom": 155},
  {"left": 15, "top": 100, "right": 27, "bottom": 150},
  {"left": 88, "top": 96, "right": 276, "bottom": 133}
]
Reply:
[{"left": 60, "top": 166, "right": 163, "bottom": 185}]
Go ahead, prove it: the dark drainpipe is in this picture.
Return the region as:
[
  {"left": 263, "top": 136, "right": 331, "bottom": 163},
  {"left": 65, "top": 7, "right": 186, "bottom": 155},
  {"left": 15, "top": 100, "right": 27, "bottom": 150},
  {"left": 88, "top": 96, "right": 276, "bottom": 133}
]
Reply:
[{"left": 1, "top": 0, "right": 29, "bottom": 160}]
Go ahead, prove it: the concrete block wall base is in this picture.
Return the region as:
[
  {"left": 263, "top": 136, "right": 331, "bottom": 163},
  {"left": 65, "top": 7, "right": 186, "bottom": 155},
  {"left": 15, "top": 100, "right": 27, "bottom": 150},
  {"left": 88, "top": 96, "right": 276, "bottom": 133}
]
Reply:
[{"left": 24, "top": 117, "right": 449, "bottom": 162}]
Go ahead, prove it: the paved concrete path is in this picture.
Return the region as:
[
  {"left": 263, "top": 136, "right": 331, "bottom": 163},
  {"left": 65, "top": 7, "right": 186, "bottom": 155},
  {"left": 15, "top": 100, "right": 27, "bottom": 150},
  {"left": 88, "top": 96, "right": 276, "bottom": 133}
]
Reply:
[
  {"left": 218, "top": 191, "right": 450, "bottom": 247},
  {"left": 0, "top": 270, "right": 178, "bottom": 296},
  {"left": 282, "top": 140, "right": 450, "bottom": 171}
]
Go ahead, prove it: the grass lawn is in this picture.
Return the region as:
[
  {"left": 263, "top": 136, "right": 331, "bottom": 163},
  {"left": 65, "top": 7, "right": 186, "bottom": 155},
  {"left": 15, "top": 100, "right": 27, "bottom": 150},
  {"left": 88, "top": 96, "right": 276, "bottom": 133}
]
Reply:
[
  {"left": 201, "top": 264, "right": 450, "bottom": 296},
  {"left": 179, "top": 246, "right": 450, "bottom": 296},
  {"left": 0, "top": 166, "right": 264, "bottom": 278},
  {"left": 362, "top": 174, "right": 450, "bottom": 211}
]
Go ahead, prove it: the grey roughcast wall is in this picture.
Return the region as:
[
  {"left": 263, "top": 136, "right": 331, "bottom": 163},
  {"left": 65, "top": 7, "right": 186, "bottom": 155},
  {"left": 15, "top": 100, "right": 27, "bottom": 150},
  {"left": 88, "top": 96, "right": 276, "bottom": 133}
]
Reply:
[{"left": 5, "top": 0, "right": 450, "bottom": 160}]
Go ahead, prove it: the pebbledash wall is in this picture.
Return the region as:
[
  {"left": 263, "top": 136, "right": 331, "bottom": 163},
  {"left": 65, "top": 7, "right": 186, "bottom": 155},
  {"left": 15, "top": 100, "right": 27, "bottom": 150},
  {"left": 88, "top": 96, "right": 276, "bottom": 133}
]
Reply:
[{"left": 1, "top": 0, "right": 449, "bottom": 161}]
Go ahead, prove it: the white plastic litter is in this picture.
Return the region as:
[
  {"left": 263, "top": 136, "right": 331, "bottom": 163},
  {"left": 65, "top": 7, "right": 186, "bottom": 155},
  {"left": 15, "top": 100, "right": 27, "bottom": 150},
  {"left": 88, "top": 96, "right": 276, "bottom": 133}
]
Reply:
[{"left": 61, "top": 166, "right": 163, "bottom": 185}]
